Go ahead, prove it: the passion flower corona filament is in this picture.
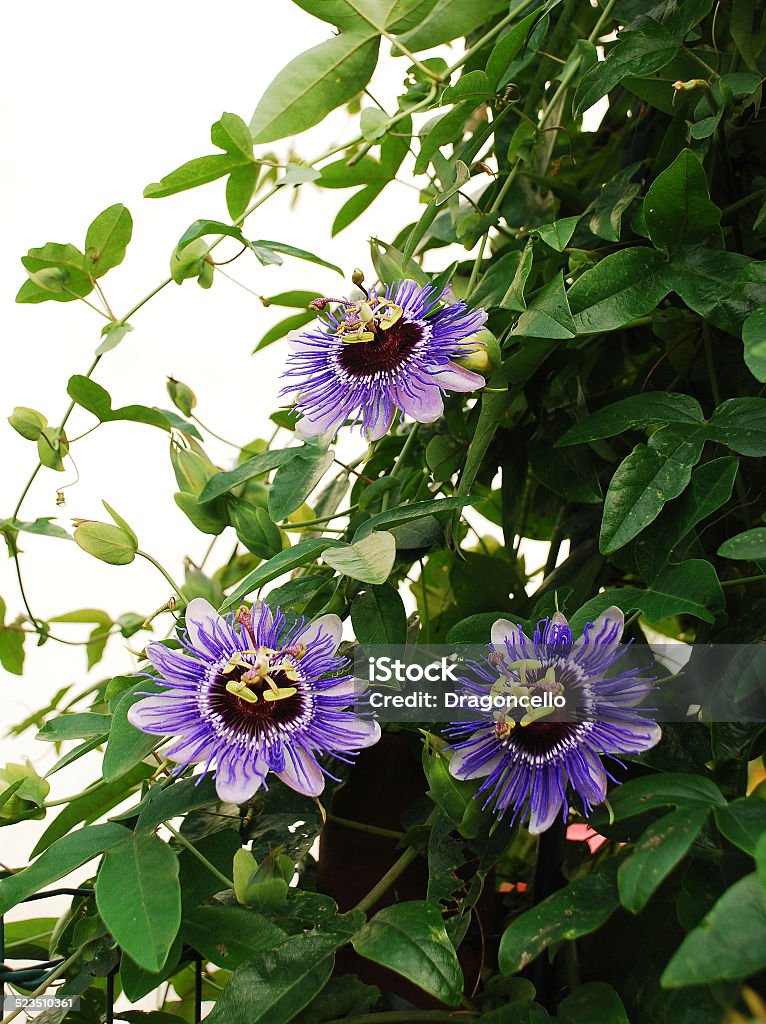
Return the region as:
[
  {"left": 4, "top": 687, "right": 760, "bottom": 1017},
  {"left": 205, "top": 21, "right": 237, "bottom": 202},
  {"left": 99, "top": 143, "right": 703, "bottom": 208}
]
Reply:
[
  {"left": 447, "top": 608, "right": 661, "bottom": 834},
  {"left": 281, "top": 274, "right": 488, "bottom": 439},
  {"left": 128, "top": 598, "right": 380, "bottom": 803}
]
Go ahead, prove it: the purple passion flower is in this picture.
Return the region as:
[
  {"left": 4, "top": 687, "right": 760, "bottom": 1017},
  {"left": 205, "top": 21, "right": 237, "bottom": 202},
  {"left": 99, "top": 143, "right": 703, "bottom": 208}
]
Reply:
[
  {"left": 280, "top": 278, "right": 488, "bottom": 439},
  {"left": 447, "top": 608, "right": 661, "bottom": 834},
  {"left": 128, "top": 598, "right": 380, "bottom": 804}
]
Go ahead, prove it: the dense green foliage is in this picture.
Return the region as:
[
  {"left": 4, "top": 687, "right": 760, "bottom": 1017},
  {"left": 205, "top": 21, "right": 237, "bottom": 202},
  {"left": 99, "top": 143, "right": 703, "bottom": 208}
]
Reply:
[{"left": 3, "top": 1, "right": 766, "bottom": 1022}]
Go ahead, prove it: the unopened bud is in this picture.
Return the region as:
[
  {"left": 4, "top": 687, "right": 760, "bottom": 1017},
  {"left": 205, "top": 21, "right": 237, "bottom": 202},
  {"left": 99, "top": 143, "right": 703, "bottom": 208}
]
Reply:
[
  {"left": 166, "top": 377, "right": 197, "bottom": 417},
  {"left": 351, "top": 268, "right": 365, "bottom": 286},
  {"left": 673, "top": 79, "right": 708, "bottom": 92},
  {"left": 454, "top": 328, "right": 500, "bottom": 374}
]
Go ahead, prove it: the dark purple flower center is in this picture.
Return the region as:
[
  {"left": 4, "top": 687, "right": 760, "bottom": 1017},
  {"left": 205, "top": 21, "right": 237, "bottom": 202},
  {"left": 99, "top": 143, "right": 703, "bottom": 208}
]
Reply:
[
  {"left": 209, "top": 664, "right": 305, "bottom": 737},
  {"left": 338, "top": 318, "right": 422, "bottom": 376}
]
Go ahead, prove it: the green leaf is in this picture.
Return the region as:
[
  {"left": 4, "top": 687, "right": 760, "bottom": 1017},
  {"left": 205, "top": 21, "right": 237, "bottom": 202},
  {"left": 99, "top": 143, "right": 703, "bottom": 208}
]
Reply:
[
  {"left": 618, "top": 805, "right": 710, "bottom": 914},
  {"left": 103, "top": 683, "right": 164, "bottom": 782},
  {"left": 354, "top": 496, "right": 481, "bottom": 540},
  {"left": 96, "top": 321, "right": 133, "bottom": 355},
  {"left": 666, "top": 248, "right": 759, "bottom": 337},
  {"left": 414, "top": 101, "right": 476, "bottom": 175},
  {"left": 323, "top": 531, "right": 396, "bottom": 584},
  {"left": 221, "top": 539, "right": 342, "bottom": 610},
  {"left": 600, "top": 428, "right": 705, "bottom": 554},
  {"left": 144, "top": 154, "right": 238, "bottom": 198},
  {"left": 255, "top": 311, "right": 316, "bottom": 352},
  {"left": 67, "top": 375, "right": 188, "bottom": 434},
  {"left": 234, "top": 502, "right": 284, "bottom": 559},
  {"left": 177, "top": 219, "right": 247, "bottom": 250},
  {"left": 574, "top": 21, "right": 679, "bottom": 116},
  {"left": 74, "top": 521, "right": 137, "bottom": 565},
  {"left": 85, "top": 204, "right": 133, "bottom": 278},
  {"left": 0, "top": 595, "right": 25, "bottom": 675},
  {"left": 200, "top": 448, "right": 299, "bottom": 502},
  {"left": 499, "top": 872, "right": 620, "bottom": 974},
  {"left": 8, "top": 406, "right": 47, "bottom": 441},
  {"left": 590, "top": 772, "right": 726, "bottom": 826},
  {"left": 250, "top": 31, "right": 380, "bottom": 143},
  {"left": 269, "top": 451, "right": 335, "bottom": 521},
  {"left": 533, "top": 216, "right": 580, "bottom": 252},
  {"left": 249, "top": 240, "right": 343, "bottom": 276},
  {"left": 0, "top": 823, "right": 130, "bottom": 915},
  {"left": 589, "top": 162, "right": 642, "bottom": 242},
  {"left": 204, "top": 930, "right": 347, "bottom": 1024},
  {"left": 743, "top": 306, "right": 766, "bottom": 382},
  {"left": 568, "top": 248, "right": 671, "bottom": 333},
  {"left": 644, "top": 150, "right": 721, "bottom": 253},
  {"left": 558, "top": 983, "right": 630, "bottom": 1024},
  {"left": 714, "top": 798, "right": 766, "bottom": 855},
  {"left": 370, "top": 237, "right": 429, "bottom": 286},
  {"left": 181, "top": 905, "right": 288, "bottom": 971},
  {"left": 399, "top": 0, "right": 507, "bottom": 50},
  {"left": 707, "top": 397, "right": 766, "bottom": 456},
  {"left": 635, "top": 457, "right": 738, "bottom": 580},
  {"left": 19, "top": 242, "right": 94, "bottom": 305},
  {"left": 513, "top": 272, "right": 576, "bottom": 339},
  {"left": 96, "top": 834, "right": 181, "bottom": 972},
  {"left": 559, "top": 393, "right": 704, "bottom": 446},
  {"left": 352, "top": 901, "right": 464, "bottom": 1005},
  {"left": 31, "top": 764, "right": 152, "bottom": 856},
  {"left": 350, "top": 584, "right": 407, "bottom": 650},
  {"left": 718, "top": 528, "right": 766, "bottom": 561},
  {"left": 37, "top": 712, "right": 111, "bottom": 742},
  {"left": 486, "top": 9, "right": 541, "bottom": 89},
  {"left": 211, "top": 111, "right": 254, "bottom": 160},
  {"left": 227, "top": 164, "right": 260, "bottom": 220},
  {"left": 572, "top": 558, "right": 724, "bottom": 627},
  {"left": 662, "top": 874, "right": 766, "bottom": 986}
]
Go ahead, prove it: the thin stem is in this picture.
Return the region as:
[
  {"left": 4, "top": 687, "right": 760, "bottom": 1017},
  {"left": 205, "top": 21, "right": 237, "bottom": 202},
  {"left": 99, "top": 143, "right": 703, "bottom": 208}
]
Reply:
[
  {"left": 329, "top": 815, "right": 406, "bottom": 840},
  {"left": 353, "top": 845, "right": 420, "bottom": 914},
  {"left": 120, "top": 277, "right": 173, "bottom": 322},
  {"left": 284, "top": 505, "right": 359, "bottom": 529},
  {"left": 2, "top": 944, "right": 88, "bottom": 1024},
  {"left": 165, "top": 823, "right": 235, "bottom": 889},
  {"left": 380, "top": 27, "right": 444, "bottom": 82},
  {"left": 390, "top": 423, "right": 420, "bottom": 479},
  {"left": 137, "top": 550, "right": 187, "bottom": 601},
  {"left": 70, "top": 290, "right": 112, "bottom": 319},
  {"left": 192, "top": 414, "right": 247, "bottom": 451},
  {"left": 419, "top": 558, "right": 430, "bottom": 638},
  {"left": 721, "top": 575, "right": 766, "bottom": 587},
  {"left": 353, "top": 811, "right": 435, "bottom": 914}
]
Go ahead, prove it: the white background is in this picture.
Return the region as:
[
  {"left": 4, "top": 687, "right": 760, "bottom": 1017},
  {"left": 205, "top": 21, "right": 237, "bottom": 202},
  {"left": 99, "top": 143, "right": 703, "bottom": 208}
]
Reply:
[{"left": 0, "top": 0, "right": 596, "bottom": 913}]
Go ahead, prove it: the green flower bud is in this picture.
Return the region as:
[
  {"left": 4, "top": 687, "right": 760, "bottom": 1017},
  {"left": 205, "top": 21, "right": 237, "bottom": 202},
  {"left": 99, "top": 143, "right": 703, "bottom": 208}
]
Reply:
[
  {"left": 454, "top": 328, "right": 500, "bottom": 374},
  {"left": 166, "top": 377, "right": 197, "bottom": 417}
]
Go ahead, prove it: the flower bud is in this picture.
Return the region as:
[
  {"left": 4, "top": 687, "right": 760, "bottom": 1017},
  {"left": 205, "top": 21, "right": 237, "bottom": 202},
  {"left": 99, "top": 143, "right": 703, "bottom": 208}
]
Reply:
[
  {"left": 166, "top": 377, "right": 197, "bottom": 417},
  {"left": 351, "top": 268, "right": 365, "bottom": 286},
  {"left": 454, "top": 328, "right": 500, "bottom": 374}
]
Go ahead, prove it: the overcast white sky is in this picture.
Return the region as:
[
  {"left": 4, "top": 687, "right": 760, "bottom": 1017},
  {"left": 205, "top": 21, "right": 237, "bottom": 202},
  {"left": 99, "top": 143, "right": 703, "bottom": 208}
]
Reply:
[{"left": 0, "top": 1, "right": 590, "bottom": 896}]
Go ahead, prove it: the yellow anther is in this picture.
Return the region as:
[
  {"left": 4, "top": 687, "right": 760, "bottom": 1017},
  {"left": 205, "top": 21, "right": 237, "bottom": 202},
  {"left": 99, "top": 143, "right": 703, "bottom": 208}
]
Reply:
[
  {"left": 341, "top": 330, "right": 375, "bottom": 344},
  {"left": 520, "top": 704, "right": 556, "bottom": 727},
  {"left": 225, "top": 679, "right": 260, "bottom": 703},
  {"left": 263, "top": 686, "right": 298, "bottom": 702},
  {"left": 377, "top": 301, "right": 403, "bottom": 331}
]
